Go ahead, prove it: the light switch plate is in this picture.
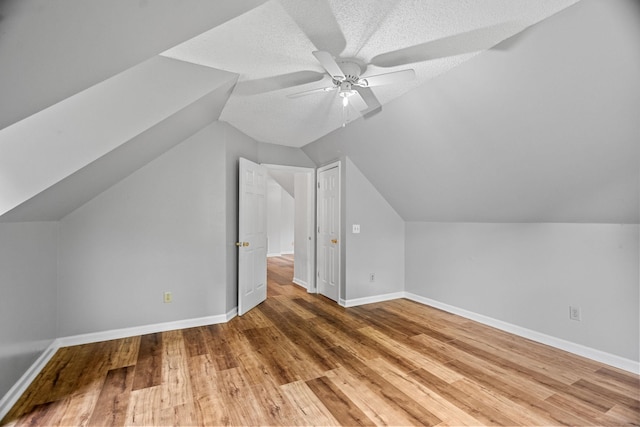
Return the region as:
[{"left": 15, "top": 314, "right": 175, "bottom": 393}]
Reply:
[{"left": 352, "top": 224, "right": 360, "bottom": 233}]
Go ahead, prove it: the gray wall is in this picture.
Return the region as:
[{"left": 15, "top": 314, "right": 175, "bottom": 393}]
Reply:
[
  {"left": 280, "top": 193, "right": 295, "bottom": 255},
  {"left": 266, "top": 179, "right": 295, "bottom": 256},
  {"left": 0, "top": 222, "right": 58, "bottom": 398},
  {"left": 258, "top": 142, "right": 316, "bottom": 169},
  {"left": 345, "top": 158, "right": 405, "bottom": 301},
  {"left": 57, "top": 123, "right": 228, "bottom": 336},
  {"left": 267, "top": 179, "right": 283, "bottom": 256},
  {"left": 406, "top": 222, "right": 639, "bottom": 361},
  {"left": 50, "top": 120, "right": 317, "bottom": 337},
  {"left": 1, "top": 120, "right": 317, "bottom": 404},
  {"left": 293, "top": 172, "right": 313, "bottom": 288}
]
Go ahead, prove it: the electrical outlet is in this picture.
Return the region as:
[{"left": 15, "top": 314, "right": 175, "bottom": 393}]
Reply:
[
  {"left": 163, "top": 291, "right": 173, "bottom": 303},
  {"left": 369, "top": 273, "right": 375, "bottom": 282},
  {"left": 569, "top": 305, "right": 581, "bottom": 321}
]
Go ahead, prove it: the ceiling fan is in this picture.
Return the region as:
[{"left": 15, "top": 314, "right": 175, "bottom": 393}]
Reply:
[
  {"left": 287, "top": 51, "right": 416, "bottom": 115},
  {"left": 284, "top": 22, "right": 521, "bottom": 119}
]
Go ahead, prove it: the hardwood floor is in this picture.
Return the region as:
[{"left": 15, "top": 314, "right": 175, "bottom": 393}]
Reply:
[{"left": 3, "top": 255, "right": 639, "bottom": 426}]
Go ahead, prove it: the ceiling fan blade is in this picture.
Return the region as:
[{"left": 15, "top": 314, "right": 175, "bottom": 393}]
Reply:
[
  {"left": 370, "top": 22, "right": 522, "bottom": 68},
  {"left": 287, "top": 85, "right": 336, "bottom": 99},
  {"left": 234, "top": 70, "right": 326, "bottom": 96},
  {"left": 347, "top": 90, "right": 369, "bottom": 112},
  {"left": 358, "top": 69, "right": 415, "bottom": 88},
  {"left": 313, "top": 51, "right": 345, "bottom": 80},
  {"left": 354, "top": 87, "right": 382, "bottom": 118},
  {"left": 280, "top": 0, "right": 346, "bottom": 56}
]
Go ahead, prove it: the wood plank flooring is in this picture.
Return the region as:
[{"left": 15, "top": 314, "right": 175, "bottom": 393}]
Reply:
[{"left": 2, "top": 255, "right": 639, "bottom": 426}]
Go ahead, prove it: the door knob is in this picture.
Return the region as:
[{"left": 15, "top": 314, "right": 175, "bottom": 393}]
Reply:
[
  {"left": 236, "top": 242, "right": 250, "bottom": 247},
  {"left": 331, "top": 239, "right": 338, "bottom": 244}
]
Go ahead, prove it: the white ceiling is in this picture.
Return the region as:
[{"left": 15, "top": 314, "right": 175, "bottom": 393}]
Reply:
[{"left": 162, "top": 0, "right": 579, "bottom": 147}]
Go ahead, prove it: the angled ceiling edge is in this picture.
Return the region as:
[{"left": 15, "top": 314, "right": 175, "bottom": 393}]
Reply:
[{"left": 0, "top": 56, "right": 238, "bottom": 219}]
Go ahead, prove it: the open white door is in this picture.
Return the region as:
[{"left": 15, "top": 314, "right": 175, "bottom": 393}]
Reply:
[
  {"left": 316, "top": 162, "right": 340, "bottom": 302},
  {"left": 237, "top": 158, "right": 267, "bottom": 315}
]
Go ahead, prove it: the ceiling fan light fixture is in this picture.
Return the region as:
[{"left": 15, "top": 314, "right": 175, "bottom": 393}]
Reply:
[
  {"left": 339, "top": 88, "right": 356, "bottom": 106},
  {"left": 289, "top": 51, "right": 412, "bottom": 120}
]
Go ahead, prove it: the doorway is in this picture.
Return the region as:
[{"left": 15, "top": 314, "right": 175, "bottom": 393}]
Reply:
[
  {"left": 263, "top": 164, "right": 316, "bottom": 294},
  {"left": 238, "top": 159, "right": 340, "bottom": 316}
]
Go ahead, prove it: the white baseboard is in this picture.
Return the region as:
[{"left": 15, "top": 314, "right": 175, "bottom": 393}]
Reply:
[
  {"left": 292, "top": 278, "right": 308, "bottom": 289},
  {"left": 0, "top": 308, "right": 238, "bottom": 420},
  {"left": 404, "top": 292, "right": 640, "bottom": 374},
  {"left": 56, "top": 310, "right": 236, "bottom": 347},
  {"left": 0, "top": 342, "right": 58, "bottom": 421},
  {"left": 340, "top": 292, "right": 405, "bottom": 308}
]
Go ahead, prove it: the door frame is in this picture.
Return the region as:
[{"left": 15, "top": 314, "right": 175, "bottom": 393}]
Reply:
[
  {"left": 316, "top": 160, "right": 341, "bottom": 302},
  {"left": 262, "top": 163, "right": 317, "bottom": 293}
]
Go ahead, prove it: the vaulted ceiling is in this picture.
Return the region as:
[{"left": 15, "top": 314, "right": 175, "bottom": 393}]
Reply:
[
  {"left": 161, "top": 0, "right": 579, "bottom": 147},
  {"left": 0, "top": 0, "right": 638, "bottom": 224}
]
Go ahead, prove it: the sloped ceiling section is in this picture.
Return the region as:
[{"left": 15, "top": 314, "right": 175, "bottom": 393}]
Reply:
[
  {"left": 303, "top": 0, "right": 640, "bottom": 224},
  {"left": 0, "top": 0, "right": 265, "bottom": 222},
  {"left": 0, "top": 0, "right": 267, "bottom": 130},
  {"left": 0, "top": 78, "right": 237, "bottom": 223},
  {"left": 0, "top": 56, "right": 238, "bottom": 219},
  {"left": 162, "top": 0, "right": 579, "bottom": 147}
]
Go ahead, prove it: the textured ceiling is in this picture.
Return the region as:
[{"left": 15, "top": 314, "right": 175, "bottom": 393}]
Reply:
[{"left": 162, "top": 0, "right": 579, "bottom": 147}]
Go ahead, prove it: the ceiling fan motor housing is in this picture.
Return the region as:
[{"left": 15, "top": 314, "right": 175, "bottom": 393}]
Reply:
[
  {"left": 338, "top": 81, "right": 354, "bottom": 97},
  {"left": 335, "top": 60, "right": 363, "bottom": 84}
]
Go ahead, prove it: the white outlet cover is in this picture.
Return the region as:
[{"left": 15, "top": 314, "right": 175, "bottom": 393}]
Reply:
[
  {"left": 569, "top": 305, "right": 581, "bottom": 321},
  {"left": 352, "top": 224, "right": 360, "bottom": 233}
]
